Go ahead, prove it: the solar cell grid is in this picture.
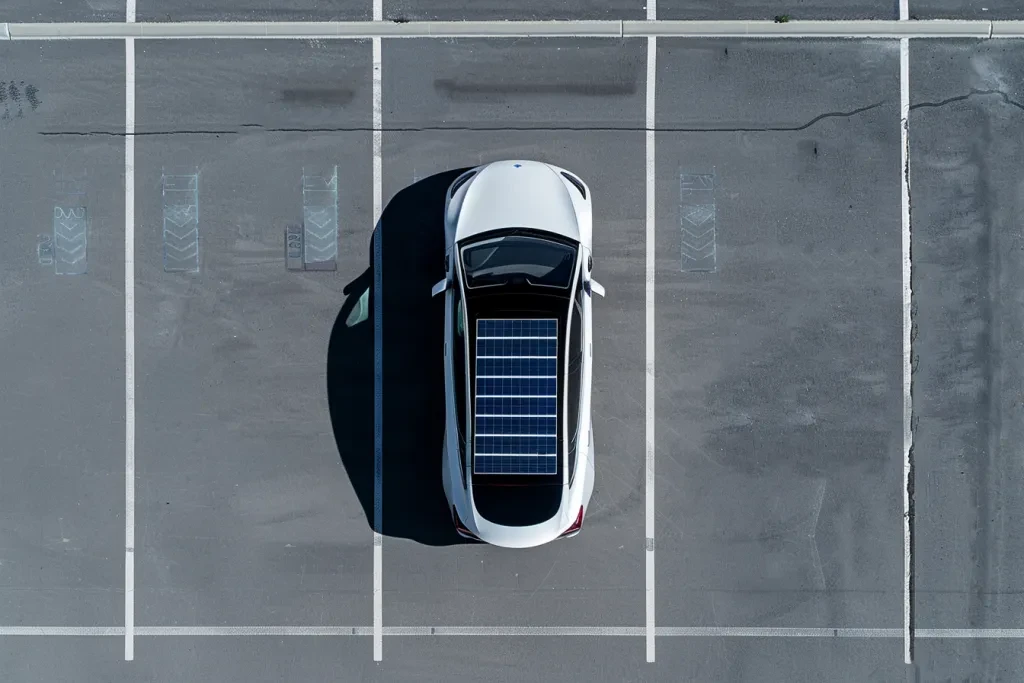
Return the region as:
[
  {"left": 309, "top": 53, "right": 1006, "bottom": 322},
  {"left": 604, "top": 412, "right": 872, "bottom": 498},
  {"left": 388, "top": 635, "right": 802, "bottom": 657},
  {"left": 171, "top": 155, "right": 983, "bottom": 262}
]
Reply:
[
  {"left": 477, "top": 377, "right": 556, "bottom": 396},
  {"left": 476, "top": 396, "right": 557, "bottom": 415},
  {"left": 476, "top": 415, "right": 557, "bottom": 435},
  {"left": 476, "top": 338, "right": 557, "bottom": 357},
  {"left": 477, "top": 357, "right": 556, "bottom": 376},
  {"left": 474, "top": 318, "right": 559, "bottom": 475}
]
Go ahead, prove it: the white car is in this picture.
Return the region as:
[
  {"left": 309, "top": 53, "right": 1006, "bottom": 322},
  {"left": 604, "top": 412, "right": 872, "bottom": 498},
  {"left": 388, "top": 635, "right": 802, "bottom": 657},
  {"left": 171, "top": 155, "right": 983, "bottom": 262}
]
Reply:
[{"left": 431, "top": 160, "right": 604, "bottom": 548}]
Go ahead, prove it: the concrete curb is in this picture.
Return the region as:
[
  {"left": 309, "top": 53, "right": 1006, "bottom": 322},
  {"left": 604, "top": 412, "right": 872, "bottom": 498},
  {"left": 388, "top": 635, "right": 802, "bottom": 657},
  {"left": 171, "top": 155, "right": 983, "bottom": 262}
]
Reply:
[{"left": 3, "top": 19, "right": 1024, "bottom": 40}]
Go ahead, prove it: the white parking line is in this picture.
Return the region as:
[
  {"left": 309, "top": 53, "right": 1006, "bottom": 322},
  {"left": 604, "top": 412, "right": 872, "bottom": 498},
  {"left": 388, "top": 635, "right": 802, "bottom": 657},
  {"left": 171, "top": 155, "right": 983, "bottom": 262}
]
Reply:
[
  {"left": 5, "top": 625, "right": 1024, "bottom": 639},
  {"left": 658, "top": 627, "right": 902, "bottom": 638},
  {"left": 372, "top": 218, "right": 383, "bottom": 663},
  {"left": 138, "top": 626, "right": 371, "bottom": 636},
  {"left": 123, "top": 34, "right": 136, "bottom": 664},
  {"left": 386, "top": 627, "right": 645, "bottom": 636},
  {"left": 900, "top": 30, "right": 914, "bottom": 668},
  {"left": 918, "top": 629, "right": 1024, "bottom": 639},
  {"left": 371, "top": 0, "right": 383, "bottom": 659},
  {"left": 0, "top": 627, "right": 126, "bottom": 636},
  {"left": 644, "top": 28, "right": 657, "bottom": 665},
  {"left": 3, "top": 20, "right": 1024, "bottom": 40}
]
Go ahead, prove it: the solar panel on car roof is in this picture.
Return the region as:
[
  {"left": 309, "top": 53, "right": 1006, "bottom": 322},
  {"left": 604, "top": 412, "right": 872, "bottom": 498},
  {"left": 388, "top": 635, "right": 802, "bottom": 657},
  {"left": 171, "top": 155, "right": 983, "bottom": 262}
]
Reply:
[{"left": 474, "top": 319, "right": 558, "bottom": 475}]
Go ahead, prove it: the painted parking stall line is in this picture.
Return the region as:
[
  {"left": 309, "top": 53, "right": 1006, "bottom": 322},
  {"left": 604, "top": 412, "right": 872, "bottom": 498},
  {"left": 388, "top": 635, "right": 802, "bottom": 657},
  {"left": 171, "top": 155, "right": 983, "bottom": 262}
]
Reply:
[
  {"left": 898, "top": 0, "right": 914, "bottom": 668},
  {"left": 645, "top": 0, "right": 657, "bottom": 661},
  {"left": 124, "top": 31, "right": 136, "bottom": 664},
  {"left": 372, "top": 0, "right": 383, "bottom": 659},
  {"left": 900, "top": 19, "right": 915, "bottom": 671}
]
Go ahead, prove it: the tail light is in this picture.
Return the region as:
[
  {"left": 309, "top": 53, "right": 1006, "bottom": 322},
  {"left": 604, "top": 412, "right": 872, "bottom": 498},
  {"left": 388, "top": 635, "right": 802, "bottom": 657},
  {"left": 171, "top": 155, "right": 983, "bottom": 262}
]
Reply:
[
  {"left": 452, "top": 506, "right": 480, "bottom": 540},
  {"left": 561, "top": 506, "right": 584, "bottom": 537}
]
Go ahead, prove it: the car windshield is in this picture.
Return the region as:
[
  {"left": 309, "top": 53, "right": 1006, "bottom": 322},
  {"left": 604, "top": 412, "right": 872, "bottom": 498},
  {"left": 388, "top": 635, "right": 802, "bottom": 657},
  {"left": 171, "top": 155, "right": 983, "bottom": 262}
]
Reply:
[{"left": 461, "top": 235, "right": 576, "bottom": 289}]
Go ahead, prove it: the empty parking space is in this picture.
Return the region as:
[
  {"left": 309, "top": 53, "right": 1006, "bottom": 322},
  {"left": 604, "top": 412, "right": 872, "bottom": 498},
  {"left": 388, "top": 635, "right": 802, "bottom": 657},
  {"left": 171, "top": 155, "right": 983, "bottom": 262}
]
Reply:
[
  {"left": 378, "top": 38, "right": 647, "bottom": 627},
  {"left": 653, "top": 40, "right": 904, "bottom": 629},
  {"left": 911, "top": 40, "right": 1024, "bottom": 630},
  {"left": 0, "top": 41, "right": 125, "bottom": 626},
  {"left": 131, "top": 41, "right": 373, "bottom": 626}
]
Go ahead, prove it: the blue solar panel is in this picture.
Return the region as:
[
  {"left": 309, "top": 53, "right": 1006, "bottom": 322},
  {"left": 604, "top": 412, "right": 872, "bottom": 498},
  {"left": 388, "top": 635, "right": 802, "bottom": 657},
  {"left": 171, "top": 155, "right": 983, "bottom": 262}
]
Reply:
[{"left": 474, "top": 318, "right": 558, "bottom": 475}]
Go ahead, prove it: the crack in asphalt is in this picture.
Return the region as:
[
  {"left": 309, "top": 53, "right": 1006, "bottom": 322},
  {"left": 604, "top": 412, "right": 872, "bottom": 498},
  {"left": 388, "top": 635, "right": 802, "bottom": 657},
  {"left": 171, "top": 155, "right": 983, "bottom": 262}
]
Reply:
[
  {"left": 35, "top": 101, "right": 888, "bottom": 137},
  {"left": 911, "top": 88, "right": 1024, "bottom": 113}
]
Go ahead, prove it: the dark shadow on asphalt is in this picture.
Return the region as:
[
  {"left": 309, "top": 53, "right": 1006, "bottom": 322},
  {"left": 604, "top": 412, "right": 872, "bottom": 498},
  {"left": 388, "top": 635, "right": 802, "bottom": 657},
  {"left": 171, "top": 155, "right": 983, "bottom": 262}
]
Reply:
[{"left": 327, "top": 168, "right": 474, "bottom": 546}]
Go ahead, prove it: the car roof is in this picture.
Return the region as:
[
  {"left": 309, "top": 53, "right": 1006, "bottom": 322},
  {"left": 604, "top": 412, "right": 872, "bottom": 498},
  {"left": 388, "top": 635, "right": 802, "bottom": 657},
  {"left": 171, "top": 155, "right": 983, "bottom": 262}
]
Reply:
[{"left": 461, "top": 274, "right": 577, "bottom": 472}]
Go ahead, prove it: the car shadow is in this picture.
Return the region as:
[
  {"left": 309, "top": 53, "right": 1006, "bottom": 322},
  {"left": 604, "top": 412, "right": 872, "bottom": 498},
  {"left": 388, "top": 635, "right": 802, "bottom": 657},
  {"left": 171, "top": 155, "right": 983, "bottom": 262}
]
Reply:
[{"left": 326, "top": 168, "right": 475, "bottom": 546}]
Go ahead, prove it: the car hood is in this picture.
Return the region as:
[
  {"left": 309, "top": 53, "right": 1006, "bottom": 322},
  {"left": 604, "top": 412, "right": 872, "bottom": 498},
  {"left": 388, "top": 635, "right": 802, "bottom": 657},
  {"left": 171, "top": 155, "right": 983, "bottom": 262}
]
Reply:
[{"left": 454, "top": 161, "right": 581, "bottom": 243}]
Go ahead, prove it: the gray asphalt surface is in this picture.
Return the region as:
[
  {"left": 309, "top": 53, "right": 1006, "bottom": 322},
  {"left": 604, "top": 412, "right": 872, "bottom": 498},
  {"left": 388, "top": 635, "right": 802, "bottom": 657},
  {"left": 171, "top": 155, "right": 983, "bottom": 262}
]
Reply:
[
  {"left": 131, "top": 40, "right": 374, "bottom": 628},
  {"left": 910, "top": 39, "right": 1024, "bottom": 680},
  {"left": 0, "top": 40, "right": 126, "bottom": 627},
  {"left": 0, "top": 633, "right": 911, "bottom": 683},
  {"left": 654, "top": 39, "right": 904, "bottom": 631},
  {"left": 2, "top": 16, "right": 1024, "bottom": 683}
]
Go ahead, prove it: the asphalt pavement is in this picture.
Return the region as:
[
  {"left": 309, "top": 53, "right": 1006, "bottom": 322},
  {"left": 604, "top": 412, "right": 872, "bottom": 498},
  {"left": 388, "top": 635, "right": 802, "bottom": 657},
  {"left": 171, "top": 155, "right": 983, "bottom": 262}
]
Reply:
[{"left": 2, "top": 5, "right": 1024, "bottom": 683}]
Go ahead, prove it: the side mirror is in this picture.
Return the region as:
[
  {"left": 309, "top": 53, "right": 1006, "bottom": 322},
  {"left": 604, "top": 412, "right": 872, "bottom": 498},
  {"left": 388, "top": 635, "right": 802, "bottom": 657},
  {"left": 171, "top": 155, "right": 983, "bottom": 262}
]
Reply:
[
  {"left": 589, "top": 279, "right": 605, "bottom": 297},
  {"left": 431, "top": 278, "right": 448, "bottom": 297}
]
